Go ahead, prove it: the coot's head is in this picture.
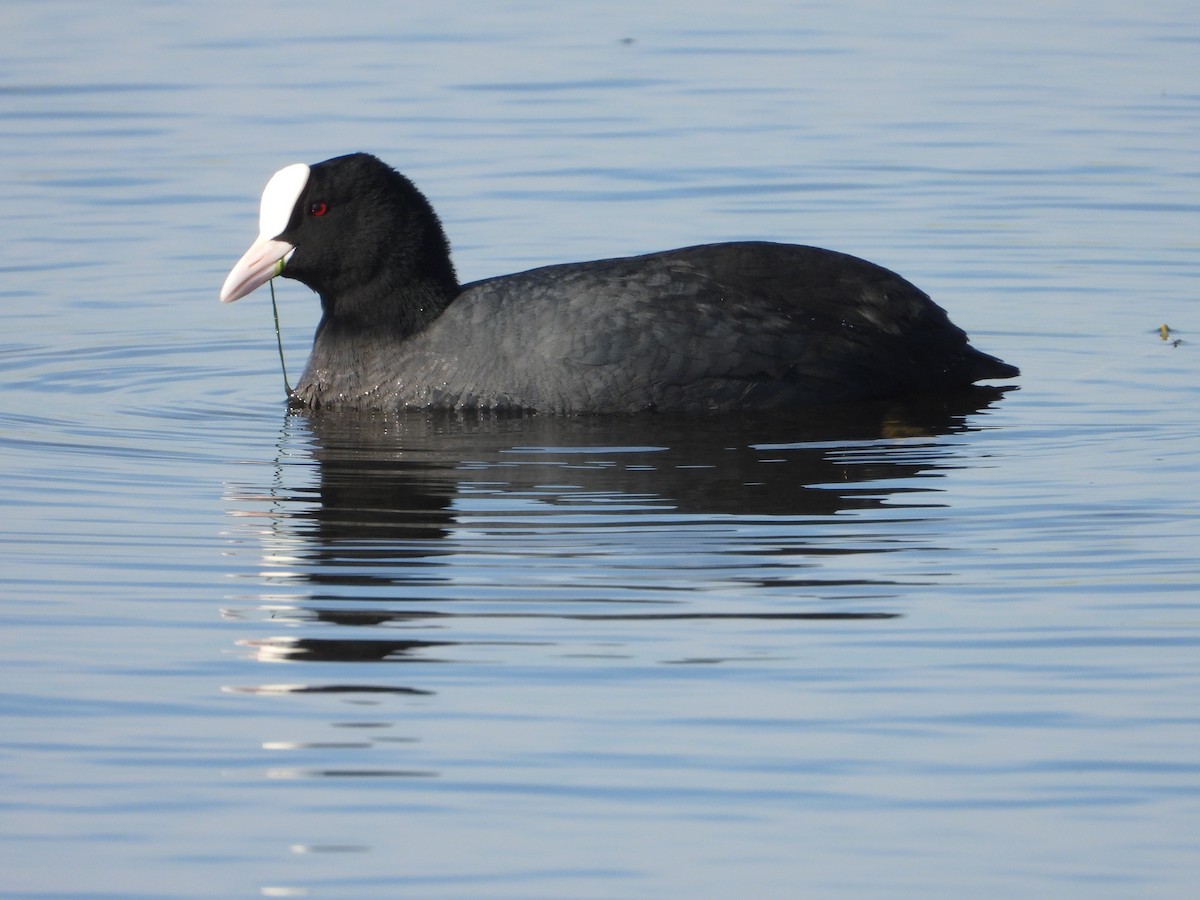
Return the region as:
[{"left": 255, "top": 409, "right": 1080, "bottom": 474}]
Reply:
[{"left": 220, "top": 153, "right": 457, "bottom": 310}]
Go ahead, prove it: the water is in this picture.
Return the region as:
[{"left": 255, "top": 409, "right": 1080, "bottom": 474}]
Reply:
[{"left": 2, "top": 1, "right": 1199, "bottom": 896}]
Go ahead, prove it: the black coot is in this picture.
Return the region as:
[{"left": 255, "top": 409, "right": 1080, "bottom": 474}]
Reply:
[{"left": 221, "top": 153, "right": 1017, "bottom": 413}]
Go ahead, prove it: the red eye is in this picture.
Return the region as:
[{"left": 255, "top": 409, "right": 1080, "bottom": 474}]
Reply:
[{"left": 309, "top": 201, "right": 328, "bottom": 217}]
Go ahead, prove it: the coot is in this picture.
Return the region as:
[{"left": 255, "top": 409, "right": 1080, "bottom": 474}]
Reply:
[{"left": 221, "top": 153, "right": 1017, "bottom": 413}]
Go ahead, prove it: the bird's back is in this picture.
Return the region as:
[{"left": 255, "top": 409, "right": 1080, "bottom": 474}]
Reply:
[{"left": 337, "top": 241, "right": 1016, "bottom": 413}]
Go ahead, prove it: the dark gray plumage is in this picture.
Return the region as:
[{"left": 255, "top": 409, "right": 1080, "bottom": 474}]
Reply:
[{"left": 222, "top": 153, "right": 1018, "bottom": 413}]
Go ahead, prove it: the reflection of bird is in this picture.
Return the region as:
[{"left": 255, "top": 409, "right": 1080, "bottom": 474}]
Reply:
[{"left": 222, "top": 153, "right": 1017, "bottom": 413}]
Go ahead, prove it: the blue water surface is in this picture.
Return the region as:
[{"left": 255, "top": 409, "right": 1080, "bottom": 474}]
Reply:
[{"left": 1, "top": 1, "right": 1198, "bottom": 897}]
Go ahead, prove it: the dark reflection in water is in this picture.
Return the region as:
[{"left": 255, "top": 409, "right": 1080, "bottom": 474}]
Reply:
[
  {"left": 238, "top": 636, "right": 460, "bottom": 663},
  {"left": 224, "top": 388, "right": 1010, "bottom": 681},
  {"left": 282, "top": 387, "right": 1010, "bottom": 535},
  {"left": 223, "top": 683, "right": 433, "bottom": 696}
]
